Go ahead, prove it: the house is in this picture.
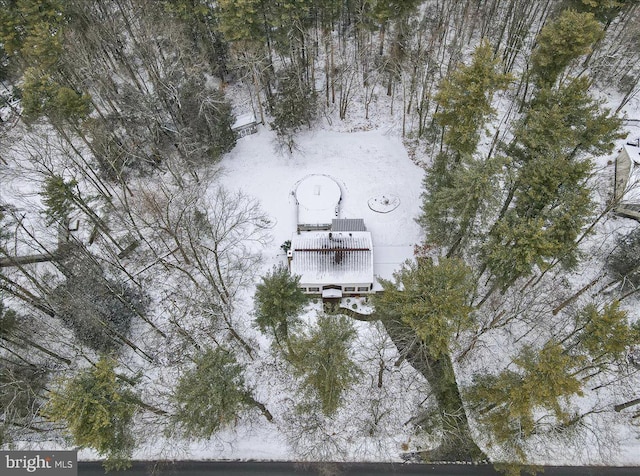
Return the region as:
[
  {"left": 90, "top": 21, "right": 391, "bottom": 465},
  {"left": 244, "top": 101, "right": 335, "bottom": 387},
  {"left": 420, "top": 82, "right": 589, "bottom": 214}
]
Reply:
[
  {"left": 289, "top": 175, "right": 374, "bottom": 297},
  {"left": 294, "top": 175, "right": 341, "bottom": 232},
  {"left": 289, "top": 229, "right": 374, "bottom": 298},
  {"left": 613, "top": 141, "right": 640, "bottom": 221},
  {"left": 231, "top": 113, "right": 258, "bottom": 137}
]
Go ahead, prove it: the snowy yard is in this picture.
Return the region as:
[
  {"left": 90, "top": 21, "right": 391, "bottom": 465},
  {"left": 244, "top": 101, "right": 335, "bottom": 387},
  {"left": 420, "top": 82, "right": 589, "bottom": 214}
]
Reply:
[
  {"left": 2, "top": 0, "right": 640, "bottom": 471},
  {"left": 218, "top": 127, "right": 424, "bottom": 283}
]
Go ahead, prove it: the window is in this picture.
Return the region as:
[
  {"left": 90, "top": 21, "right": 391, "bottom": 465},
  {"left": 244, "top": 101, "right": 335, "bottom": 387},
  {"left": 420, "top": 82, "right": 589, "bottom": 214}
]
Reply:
[
  {"left": 300, "top": 287, "right": 307, "bottom": 292},
  {"left": 344, "top": 286, "right": 356, "bottom": 292},
  {"left": 308, "top": 287, "right": 320, "bottom": 292},
  {"left": 357, "top": 286, "right": 369, "bottom": 292}
]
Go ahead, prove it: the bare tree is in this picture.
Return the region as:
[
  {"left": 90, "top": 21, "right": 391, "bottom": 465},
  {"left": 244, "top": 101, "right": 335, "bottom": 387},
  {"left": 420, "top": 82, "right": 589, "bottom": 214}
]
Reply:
[{"left": 123, "top": 174, "right": 272, "bottom": 356}]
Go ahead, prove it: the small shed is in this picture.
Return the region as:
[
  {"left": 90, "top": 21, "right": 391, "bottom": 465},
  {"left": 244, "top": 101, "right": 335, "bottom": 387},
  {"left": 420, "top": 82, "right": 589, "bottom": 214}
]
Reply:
[
  {"left": 613, "top": 142, "right": 640, "bottom": 220},
  {"left": 231, "top": 113, "right": 258, "bottom": 137},
  {"left": 289, "top": 231, "right": 374, "bottom": 297},
  {"left": 295, "top": 175, "right": 341, "bottom": 232}
]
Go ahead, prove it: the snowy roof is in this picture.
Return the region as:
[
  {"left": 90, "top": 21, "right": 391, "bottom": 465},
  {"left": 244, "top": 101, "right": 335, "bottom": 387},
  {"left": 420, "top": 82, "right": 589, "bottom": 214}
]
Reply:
[
  {"left": 295, "top": 175, "right": 341, "bottom": 227},
  {"left": 290, "top": 231, "right": 373, "bottom": 286},
  {"left": 616, "top": 144, "right": 640, "bottom": 204},
  {"left": 332, "top": 218, "right": 366, "bottom": 231},
  {"left": 232, "top": 113, "right": 257, "bottom": 130}
]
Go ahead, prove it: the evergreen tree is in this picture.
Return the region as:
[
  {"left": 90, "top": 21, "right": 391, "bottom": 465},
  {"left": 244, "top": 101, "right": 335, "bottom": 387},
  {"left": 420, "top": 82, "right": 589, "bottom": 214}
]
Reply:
[
  {"left": 43, "top": 358, "right": 138, "bottom": 470},
  {"left": 510, "top": 77, "right": 621, "bottom": 165},
  {"left": 266, "top": 0, "right": 314, "bottom": 56},
  {"left": 434, "top": 40, "right": 512, "bottom": 159},
  {"left": 172, "top": 347, "right": 266, "bottom": 439},
  {"left": 374, "top": 259, "right": 484, "bottom": 461},
  {"left": 483, "top": 77, "right": 623, "bottom": 288},
  {"left": 0, "top": 0, "right": 65, "bottom": 69},
  {"left": 21, "top": 68, "right": 91, "bottom": 124},
  {"left": 40, "top": 175, "right": 78, "bottom": 225},
  {"left": 269, "top": 64, "right": 318, "bottom": 150},
  {"left": 568, "top": 0, "right": 640, "bottom": 24},
  {"left": 369, "top": 0, "right": 423, "bottom": 25},
  {"left": 419, "top": 41, "right": 510, "bottom": 254},
  {"left": 466, "top": 341, "right": 584, "bottom": 458},
  {"left": 50, "top": 244, "right": 147, "bottom": 354},
  {"left": 573, "top": 302, "right": 640, "bottom": 366},
  {"left": 161, "top": 0, "right": 230, "bottom": 80},
  {"left": 215, "top": 0, "right": 267, "bottom": 44},
  {"left": 291, "top": 315, "right": 359, "bottom": 416},
  {"left": 607, "top": 227, "right": 640, "bottom": 291},
  {"left": 531, "top": 10, "right": 603, "bottom": 87},
  {"left": 418, "top": 153, "right": 505, "bottom": 254},
  {"left": 173, "top": 75, "right": 236, "bottom": 165},
  {"left": 254, "top": 265, "right": 308, "bottom": 355},
  {"left": 375, "top": 257, "right": 475, "bottom": 359}
]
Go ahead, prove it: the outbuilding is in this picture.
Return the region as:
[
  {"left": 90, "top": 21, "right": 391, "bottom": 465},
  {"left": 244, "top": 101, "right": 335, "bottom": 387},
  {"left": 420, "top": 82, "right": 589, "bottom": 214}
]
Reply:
[
  {"left": 613, "top": 141, "right": 640, "bottom": 220},
  {"left": 231, "top": 113, "right": 258, "bottom": 138}
]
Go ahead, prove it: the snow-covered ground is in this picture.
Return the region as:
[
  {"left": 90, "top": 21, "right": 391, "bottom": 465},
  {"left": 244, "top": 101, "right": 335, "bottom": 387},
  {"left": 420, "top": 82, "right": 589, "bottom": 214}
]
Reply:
[
  {"left": 217, "top": 126, "right": 424, "bottom": 282},
  {"left": 3, "top": 72, "right": 640, "bottom": 469},
  {"left": 147, "top": 126, "right": 431, "bottom": 462}
]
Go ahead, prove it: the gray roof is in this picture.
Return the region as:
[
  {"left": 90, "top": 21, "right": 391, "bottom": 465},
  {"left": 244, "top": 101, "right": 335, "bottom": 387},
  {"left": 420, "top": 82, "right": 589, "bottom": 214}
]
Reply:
[{"left": 332, "top": 218, "right": 366, "bottom": 232}]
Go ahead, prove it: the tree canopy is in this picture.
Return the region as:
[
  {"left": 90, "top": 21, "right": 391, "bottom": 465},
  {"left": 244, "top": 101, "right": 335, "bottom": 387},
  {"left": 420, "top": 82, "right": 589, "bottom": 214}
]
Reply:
[{"left": 43, "top": 358, "right": 138, "bottom": 470}]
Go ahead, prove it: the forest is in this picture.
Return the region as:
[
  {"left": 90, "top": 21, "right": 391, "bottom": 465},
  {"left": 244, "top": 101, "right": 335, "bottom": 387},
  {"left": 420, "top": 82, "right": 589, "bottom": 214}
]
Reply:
[{"left": 1, "top": 0, "right": 640, "bottom": 474}]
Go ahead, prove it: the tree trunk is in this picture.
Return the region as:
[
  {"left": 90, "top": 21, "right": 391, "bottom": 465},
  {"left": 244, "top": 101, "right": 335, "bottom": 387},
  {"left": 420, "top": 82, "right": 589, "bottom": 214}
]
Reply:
[
  {"left": 615, "top": 397, "right": 640, "bottom": 413},
  {"left": 382, "top": 317, "right": 486, "bottom": 462}
]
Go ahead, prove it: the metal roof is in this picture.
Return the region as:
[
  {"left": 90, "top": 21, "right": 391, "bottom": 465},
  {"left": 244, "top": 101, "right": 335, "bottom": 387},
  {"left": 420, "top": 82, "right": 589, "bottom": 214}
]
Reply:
[
  {"left": 332, "top": 218, "right": 366, "bottom": 232},
  {"left": 290, "top": 231, "right": 373, "bottom": 286}
]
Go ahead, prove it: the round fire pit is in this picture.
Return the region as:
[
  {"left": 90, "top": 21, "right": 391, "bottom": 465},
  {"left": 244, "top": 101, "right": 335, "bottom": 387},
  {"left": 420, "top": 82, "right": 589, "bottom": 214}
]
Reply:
[{"left": 368, "top": 194, "right": 400, "bottom": 213}]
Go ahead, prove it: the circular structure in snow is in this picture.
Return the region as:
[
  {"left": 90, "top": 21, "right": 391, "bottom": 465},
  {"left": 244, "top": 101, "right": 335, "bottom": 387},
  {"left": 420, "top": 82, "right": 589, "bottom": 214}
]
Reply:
[
  {"left": 295, "top": 175, "right": 342, "bottom": 228},
  {"left": 368, "top": 194, "right": 400, "bottom": 213}
]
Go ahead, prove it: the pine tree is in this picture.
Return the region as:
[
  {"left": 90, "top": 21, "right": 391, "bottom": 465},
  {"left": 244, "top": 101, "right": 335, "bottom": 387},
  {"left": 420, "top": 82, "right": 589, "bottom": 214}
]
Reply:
[
  {"left": 291, "top": 315, "right": 359, "bottom": 416},
  {"left": 160, "top": 0, "right": 230, "bottom": 80},
  {"left": 375, "top": 257, "right": 475, "bottom": 359},
  {"left": 40, "top": 175, "right": 78, "bottom": 225},
  {"left": 483, "top": 77, "right": 623, "bottom": 288},
  {"left": 254, "top": 265, "right": 308, "bottom": 355},
  {"left": 374, "top": 261, "right": 484, "bottom": 461},
  {"left": 50, "top": 244, "right": 147, "bottom": 354},
  {"left": 21, "top": 68, "right": 91, "bottom": 124},
  {"left": 574, "top": 302, "right": 640, "bottom": 365},
  {"left": 466, "top": 341, "right": 584, "bottom": 457},
  {"left": 173, "top": 75, "right": 237, "bottom": 165},
  {"left": 43, "top": 358, "right": 138, "bottom": 470},
  {"left": 418, "top": 153, "right": 505, "bottom": 254},
  {"left": 434, "top": 40, "right": 512, "bottom": 159},
  {"left": 269, "top": 64, "right": 318, "bottom": 150},
  {"left": 215, "top": 0, "right": 267, "bottom": 44},
  {"left": 0, "top": 0, "right": 65, "bottom": 69},
  {"left": 172, "top": 347, "right": 261, "bottom": 439},
  {"left": 607, "top": 227, "right": 640, "bottom": 291},
  {"left": 568, "top": 0, "right": 639, "bottom": 24},
  {"left": 531, "top": 10, "right": 603, "bottom": 87},
  {"left": 419, "top": 41, "right": 511, "bottom": 254}
]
